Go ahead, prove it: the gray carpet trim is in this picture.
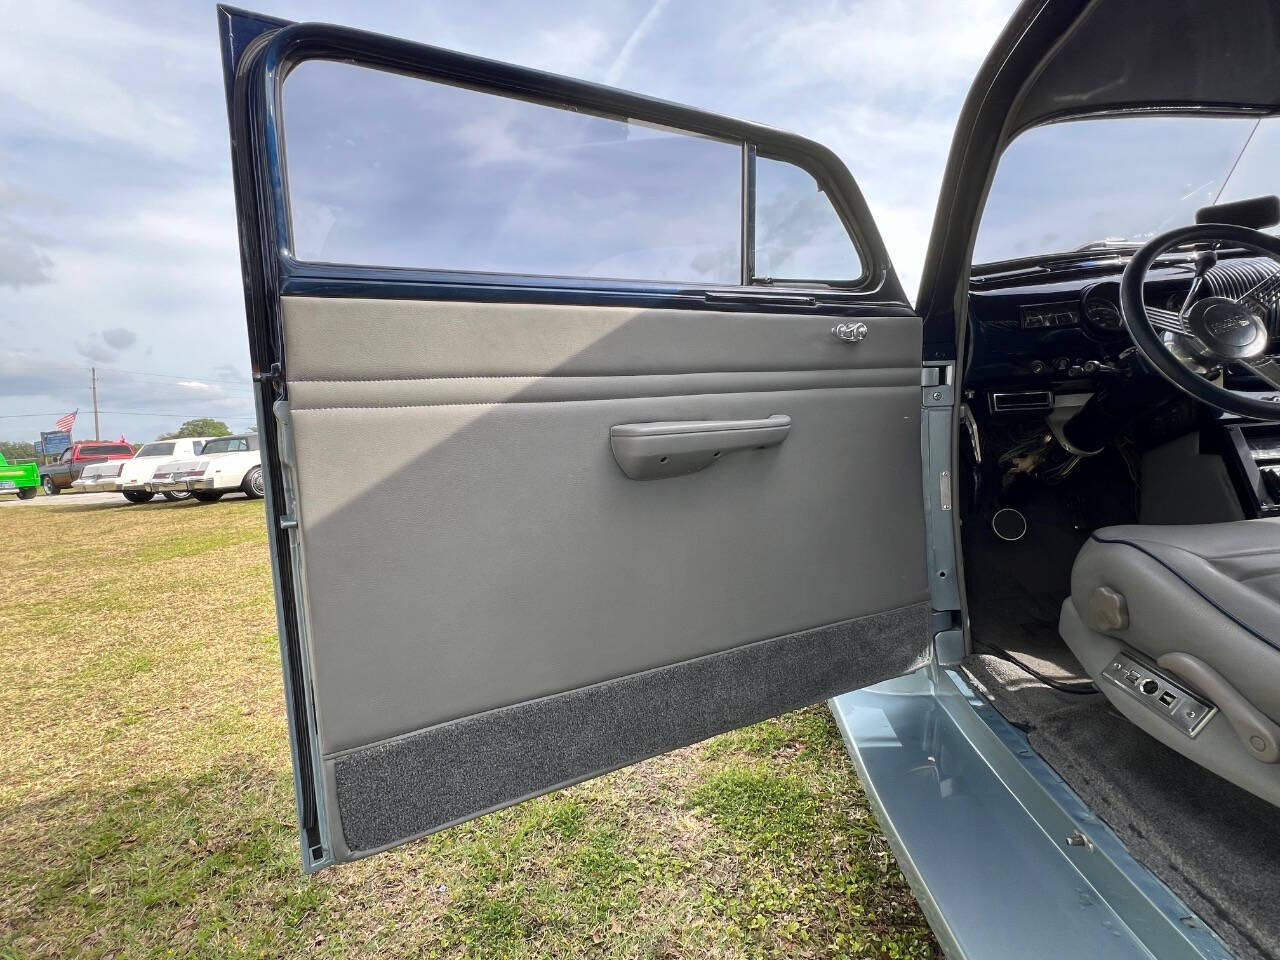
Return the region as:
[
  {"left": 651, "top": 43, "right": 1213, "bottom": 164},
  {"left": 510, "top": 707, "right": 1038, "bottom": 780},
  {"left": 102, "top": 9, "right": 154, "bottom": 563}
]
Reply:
[
  {"left": 331, "top": 601, "right": 930, "bottom": 854},
  {"left": 963, "top": 654, "right": 1280, "bottom": 960},
  {"left": 1033, "top": 703, "right": 1280, "bottom": 960}
]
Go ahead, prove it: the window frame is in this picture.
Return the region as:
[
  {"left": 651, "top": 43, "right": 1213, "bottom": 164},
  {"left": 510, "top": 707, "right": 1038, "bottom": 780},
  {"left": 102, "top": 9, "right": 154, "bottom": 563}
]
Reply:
[
  {"left": 258, "top": 33, "right": 895, "bottom": 301},
  {"left": 751, "top": 149, "right": 867, "bottom": 285}
]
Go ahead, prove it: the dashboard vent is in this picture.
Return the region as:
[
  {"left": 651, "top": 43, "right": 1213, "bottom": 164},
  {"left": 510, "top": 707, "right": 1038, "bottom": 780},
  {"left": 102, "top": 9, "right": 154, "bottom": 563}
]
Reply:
[{"left": 989, "top": 390, "right": 1054, "bottom": 413}]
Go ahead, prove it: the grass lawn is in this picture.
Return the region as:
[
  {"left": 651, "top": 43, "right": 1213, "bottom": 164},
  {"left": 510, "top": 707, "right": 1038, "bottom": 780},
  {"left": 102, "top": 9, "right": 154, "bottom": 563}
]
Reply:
[{"left": 0, "top": 499, "right": 938, "bottom": 959}]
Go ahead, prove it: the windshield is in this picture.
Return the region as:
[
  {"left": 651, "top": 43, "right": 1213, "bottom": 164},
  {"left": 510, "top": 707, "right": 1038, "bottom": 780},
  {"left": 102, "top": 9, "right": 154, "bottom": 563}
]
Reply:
[
  {"left": 135, "top": 442, "right": 174, "bottom": 458},
  {"left": 974, "top": 115, "right": 1280, "bottom": 265}
]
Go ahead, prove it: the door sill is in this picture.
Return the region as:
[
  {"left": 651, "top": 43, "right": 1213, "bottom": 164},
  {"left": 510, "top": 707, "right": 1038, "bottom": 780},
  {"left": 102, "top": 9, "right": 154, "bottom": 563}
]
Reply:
[{"left": 829, "top": 667, "right": 1234, "bottom": 960}]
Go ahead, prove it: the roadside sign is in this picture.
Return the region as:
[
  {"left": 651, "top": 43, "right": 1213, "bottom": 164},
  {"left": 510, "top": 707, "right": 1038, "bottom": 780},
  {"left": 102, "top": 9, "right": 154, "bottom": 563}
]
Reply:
[{"left": 40, "top": 430, "right": 72, "bottom": 456}]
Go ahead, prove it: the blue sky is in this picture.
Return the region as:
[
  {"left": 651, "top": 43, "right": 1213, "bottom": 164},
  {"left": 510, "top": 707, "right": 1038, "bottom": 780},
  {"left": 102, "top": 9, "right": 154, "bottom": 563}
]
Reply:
[{"left": 0, "top": 0, "right": 1020, "bottom": 443}]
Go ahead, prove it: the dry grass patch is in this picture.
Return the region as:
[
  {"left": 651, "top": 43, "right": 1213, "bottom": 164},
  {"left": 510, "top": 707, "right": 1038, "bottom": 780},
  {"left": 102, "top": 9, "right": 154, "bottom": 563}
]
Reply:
[{"left": 0, "top": 500, "right": 938, "bottom": 959}]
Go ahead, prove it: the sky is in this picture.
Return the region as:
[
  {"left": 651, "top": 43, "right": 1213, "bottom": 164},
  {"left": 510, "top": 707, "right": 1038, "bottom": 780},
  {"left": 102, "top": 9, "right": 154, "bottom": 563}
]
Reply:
[{"left": 0, "top": 0, "right": 1021, "bottom": 444}]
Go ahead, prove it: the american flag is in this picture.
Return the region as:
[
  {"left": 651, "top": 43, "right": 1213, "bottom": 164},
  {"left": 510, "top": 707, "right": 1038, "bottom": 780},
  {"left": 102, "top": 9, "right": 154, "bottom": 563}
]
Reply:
[{"left": 54, "top": 410, "right": 77, "bottom": 432}]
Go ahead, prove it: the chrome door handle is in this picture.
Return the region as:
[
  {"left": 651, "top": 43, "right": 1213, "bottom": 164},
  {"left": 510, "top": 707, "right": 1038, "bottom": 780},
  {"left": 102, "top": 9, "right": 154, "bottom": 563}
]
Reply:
[{"left": 832, "top": 321, "right": 869, "bottom": 343}]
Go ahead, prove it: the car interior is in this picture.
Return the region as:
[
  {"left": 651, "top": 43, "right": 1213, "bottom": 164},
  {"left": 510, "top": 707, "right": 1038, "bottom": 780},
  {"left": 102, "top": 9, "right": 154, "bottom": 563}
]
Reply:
[{"left": 957, "top": 167, "right": 1280, "bottom": 960}]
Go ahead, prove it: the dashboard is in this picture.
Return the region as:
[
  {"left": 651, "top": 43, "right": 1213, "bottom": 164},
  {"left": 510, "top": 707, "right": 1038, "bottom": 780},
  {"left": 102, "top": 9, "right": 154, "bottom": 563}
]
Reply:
[
  {"left": 964, "top": 257, "right": 1277, "bottom": 386},
  {"left": 968, "top": 276, "right": 1170, "bottom": 385}
]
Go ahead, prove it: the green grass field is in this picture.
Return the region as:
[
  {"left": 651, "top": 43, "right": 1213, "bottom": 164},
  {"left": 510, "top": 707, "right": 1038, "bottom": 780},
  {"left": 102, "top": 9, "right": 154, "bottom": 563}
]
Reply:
[{"left": 0, "top": 500, "right": 938, "bottom": 959}]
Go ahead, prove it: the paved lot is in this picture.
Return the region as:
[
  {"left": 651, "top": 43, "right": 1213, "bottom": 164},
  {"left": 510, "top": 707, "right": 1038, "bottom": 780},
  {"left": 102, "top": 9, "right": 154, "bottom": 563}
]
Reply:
[
  {"left": 0, "top": 491, "right": 121, "bottom": 508},
  {"left": 0, "top": 490, "right": 253, "bottom": 508}
]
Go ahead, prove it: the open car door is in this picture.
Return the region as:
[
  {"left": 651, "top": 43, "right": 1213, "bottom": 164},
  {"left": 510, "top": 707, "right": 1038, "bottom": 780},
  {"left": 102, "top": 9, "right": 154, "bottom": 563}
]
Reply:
[{"left": 218, "top": 7, "right": 935, "bottom": 870}]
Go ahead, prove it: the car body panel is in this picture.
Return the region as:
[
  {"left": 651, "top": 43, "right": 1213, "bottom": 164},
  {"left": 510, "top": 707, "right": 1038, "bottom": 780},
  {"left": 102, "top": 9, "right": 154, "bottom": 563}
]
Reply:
[
  {"left": 39, "top": 442, "right": 135, "bottom": 491},
  {"left": 0, "top": 454, "right": 39, "bottom": 496},
  {"left": 71, "top": 460, "right": 124, "bottom": 492},
  {"left": 73, "top": 439, "right": 213, "bottom": 493},
  {"left": 150, "top": 436, "right": 261, "bottom": 493},
  {"left": 118, "top": 439, "right": 213, "bottom": 491}
]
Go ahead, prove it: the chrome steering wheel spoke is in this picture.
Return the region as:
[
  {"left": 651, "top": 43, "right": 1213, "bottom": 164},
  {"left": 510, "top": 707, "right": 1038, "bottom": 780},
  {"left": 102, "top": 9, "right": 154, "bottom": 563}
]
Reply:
[
  {"left": 1234, "top": 273, "right": 1280, "bottom": 323},
  {"left": 1145, "top": 305, "right": 1190, "bottom": 335}
]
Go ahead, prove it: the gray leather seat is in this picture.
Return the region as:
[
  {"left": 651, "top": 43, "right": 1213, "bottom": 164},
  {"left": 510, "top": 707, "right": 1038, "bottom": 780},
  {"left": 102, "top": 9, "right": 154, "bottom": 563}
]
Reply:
[{"left": 1060, "top": 519, "right": 1280, "bottom": 807}]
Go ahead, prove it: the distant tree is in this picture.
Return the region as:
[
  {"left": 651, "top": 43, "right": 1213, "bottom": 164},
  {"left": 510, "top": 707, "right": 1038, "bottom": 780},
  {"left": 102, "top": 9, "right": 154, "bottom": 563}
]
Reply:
[
  {"left": 158, "top": 418, "right": 231, "bottom": 440},
  {"left": 0, "top": 440, "right": 37, "bottom": 462}
]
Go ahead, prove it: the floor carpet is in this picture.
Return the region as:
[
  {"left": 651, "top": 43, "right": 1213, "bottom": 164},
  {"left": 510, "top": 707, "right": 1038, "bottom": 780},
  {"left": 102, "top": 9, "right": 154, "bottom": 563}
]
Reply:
[{"left": 963, "top": 653, "right": 1280, "bottom": 960}]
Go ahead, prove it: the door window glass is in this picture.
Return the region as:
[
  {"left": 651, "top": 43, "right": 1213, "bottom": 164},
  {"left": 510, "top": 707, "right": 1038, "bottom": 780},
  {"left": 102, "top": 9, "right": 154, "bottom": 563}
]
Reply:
[
  {"left": 754, "top": 156, "right": 861, "bottom": 282},
  {"left": 202, "top": 437, "right": 248, "bottom": 454},
  {"left": 283, "top": 60, "right": 743, "bottom": 284}
]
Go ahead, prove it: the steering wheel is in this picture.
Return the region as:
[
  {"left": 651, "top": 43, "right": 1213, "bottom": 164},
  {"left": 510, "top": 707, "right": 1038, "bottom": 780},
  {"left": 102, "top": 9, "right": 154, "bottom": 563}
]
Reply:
[{"left": 1120, "top": 223, "right": 1280, "bottom": 420}]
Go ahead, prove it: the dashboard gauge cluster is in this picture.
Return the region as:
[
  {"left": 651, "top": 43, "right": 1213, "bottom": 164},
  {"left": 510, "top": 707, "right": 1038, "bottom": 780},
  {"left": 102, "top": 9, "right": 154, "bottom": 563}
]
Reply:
[{"left": 1080, "top": 282, "right": 1125, "bottom": 336}]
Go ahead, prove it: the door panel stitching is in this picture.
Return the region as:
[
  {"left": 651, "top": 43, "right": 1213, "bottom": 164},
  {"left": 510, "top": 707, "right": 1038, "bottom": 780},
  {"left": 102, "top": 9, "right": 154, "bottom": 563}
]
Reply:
[{"left": 289, "top": 367, "right": 921, "bottom": 384}]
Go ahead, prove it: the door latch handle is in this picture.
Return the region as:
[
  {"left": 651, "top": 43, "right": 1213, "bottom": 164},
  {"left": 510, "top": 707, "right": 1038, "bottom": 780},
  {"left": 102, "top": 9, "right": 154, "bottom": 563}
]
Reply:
[
  {"left": 610, "top": 415, "right": 791, "bottom": 480},
  {"left": 831, "top": 321, "right": 869, "bottom": 343},
  {"left": 829, "top": 321, "right": 870, "bottom": 343}
]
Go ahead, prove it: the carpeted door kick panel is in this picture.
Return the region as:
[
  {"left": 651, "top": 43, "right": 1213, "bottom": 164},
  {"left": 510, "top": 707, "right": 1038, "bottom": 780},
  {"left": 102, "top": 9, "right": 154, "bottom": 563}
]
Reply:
[{"left": 330, "top": 602, "right": 930, "bottom": 856}]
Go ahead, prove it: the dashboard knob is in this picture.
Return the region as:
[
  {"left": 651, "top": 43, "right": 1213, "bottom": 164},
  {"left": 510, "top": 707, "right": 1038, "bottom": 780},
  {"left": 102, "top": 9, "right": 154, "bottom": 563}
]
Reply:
[
  {"left": 1054, "top": 357, "right": 1071, "bottom": 372},
  {"left": 1083, "top": 360, "right": 1100, "bottom": 374},
  {"left": 1030, "top": 360, "right": 1047, "bottom": 375}
]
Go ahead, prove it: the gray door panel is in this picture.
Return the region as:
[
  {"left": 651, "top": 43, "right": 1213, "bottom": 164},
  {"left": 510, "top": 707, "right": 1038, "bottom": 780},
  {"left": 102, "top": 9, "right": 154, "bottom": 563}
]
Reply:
[
  {"left": 281, "top": 296, "right": 923, "bottom": 378},
  {"left": 219, "top": 11, "right": 930, "bottom": 868},
  {"left": 276, "top": 296, "right": 929, "bottom": 858}
]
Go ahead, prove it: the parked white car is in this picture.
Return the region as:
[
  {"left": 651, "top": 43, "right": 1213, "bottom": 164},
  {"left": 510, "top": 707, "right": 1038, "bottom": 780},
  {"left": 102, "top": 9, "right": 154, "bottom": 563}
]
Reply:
[
  {"left": 149, "top": 434, "right": 263, "bottom": 503},
  {"left": 74, "top": 438, "right": 214, "bottom": 503}
]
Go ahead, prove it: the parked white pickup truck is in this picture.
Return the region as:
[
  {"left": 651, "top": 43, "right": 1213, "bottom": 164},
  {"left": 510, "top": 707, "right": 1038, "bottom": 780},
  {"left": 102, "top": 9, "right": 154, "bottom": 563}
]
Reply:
[
  {"left": 73, "top": 438, "right": 213, "bottom": 503},
  {"left": 149, "top": 434, "right": 263, "bottom": 503}
]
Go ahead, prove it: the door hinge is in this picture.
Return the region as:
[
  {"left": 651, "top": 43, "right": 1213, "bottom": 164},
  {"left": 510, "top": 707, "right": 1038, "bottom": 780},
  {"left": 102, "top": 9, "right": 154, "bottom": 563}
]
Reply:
[{"left": 255, "top": 362, "right": 285, "bottom": 395}]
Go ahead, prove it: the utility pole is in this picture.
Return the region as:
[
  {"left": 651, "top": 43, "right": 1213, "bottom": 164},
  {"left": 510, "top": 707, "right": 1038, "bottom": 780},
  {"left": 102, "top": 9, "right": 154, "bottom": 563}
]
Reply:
[{"left": 91, "top": 367, "right": 100, "bottom": 441}]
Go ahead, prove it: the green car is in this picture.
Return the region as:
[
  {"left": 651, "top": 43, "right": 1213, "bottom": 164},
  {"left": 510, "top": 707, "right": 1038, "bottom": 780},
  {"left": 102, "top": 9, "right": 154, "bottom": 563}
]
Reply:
[{"left": 0, "top": 453, "right": 39, "bottom": 500}]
